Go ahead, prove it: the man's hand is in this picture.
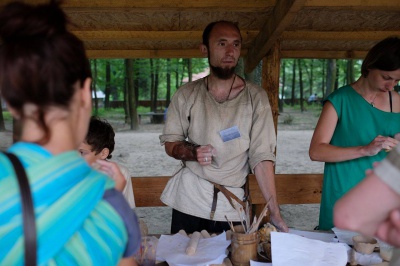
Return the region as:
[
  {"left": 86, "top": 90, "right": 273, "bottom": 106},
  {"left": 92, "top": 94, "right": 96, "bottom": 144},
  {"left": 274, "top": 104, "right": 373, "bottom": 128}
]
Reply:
[
  {"left": 196, "top": 144, "right": 216, "bottom": 166},
  {"left": 94, "top": 159, "right": 127, "bottom": 192},
  {"left": 270, "top": 213, "right": 289, "bottom": 233},
  {"left": 166, "top": 141, "right": 216, "bottom": 165}
]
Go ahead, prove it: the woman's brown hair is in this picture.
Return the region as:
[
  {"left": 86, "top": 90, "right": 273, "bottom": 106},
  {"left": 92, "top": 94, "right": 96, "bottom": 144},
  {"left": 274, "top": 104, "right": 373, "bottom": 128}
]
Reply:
[
  {"left": 0, "top": 0, "right": 91, "bottom": 143},
  {"left": 361, "top": 37, "right": 400, "bottom": 77}
]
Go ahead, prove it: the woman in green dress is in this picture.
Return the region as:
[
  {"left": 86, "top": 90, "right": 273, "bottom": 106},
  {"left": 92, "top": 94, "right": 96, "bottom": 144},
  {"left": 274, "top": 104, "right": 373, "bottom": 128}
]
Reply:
[{"left": 309, "top": 37, "right": 400, "bottom": 230}]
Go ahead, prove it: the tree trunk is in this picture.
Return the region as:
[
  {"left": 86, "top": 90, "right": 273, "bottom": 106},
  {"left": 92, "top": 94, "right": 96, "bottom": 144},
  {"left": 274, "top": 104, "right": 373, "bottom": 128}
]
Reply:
[
  {"left": 124, "top": 75, "right": 129, "bottom": 124},
  {"left": 104, "top": 61, "right": 111, "bottom": 109},
  {"left": 166, "top": 58, "right": 171, "bottom": 108},
  {"left": 125, "top": 59, "right": 139, "bottom": 130},
  {"left": 346, "top": 59, "right": 355, "bottom": 84},
  {"left": 154, "top": 65, "right": 159, "bottom": 112},
  {"left": 150, "top": 59, "right": 155, "bottom": 112},
  {"left": 298, "top": 59, "right": 304, "bottom": 112},
  {"left": 335, "top": 63, "right": 339, "bottom": 90},
  {"left": 291, "top": 59, "right": 296, "bottom": 106},
  {"left": 187, "top": 59, "right": 193, "bottom": 82},
  {"left": 325, "top": 59, "right": 337, "bottom": 97}
]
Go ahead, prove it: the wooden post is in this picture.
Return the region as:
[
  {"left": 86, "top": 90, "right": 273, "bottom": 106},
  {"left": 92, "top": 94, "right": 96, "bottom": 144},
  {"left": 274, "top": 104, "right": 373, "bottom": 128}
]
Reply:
[
  {"left": 254, "top": 40, "right": 281, "bottom": 226},
  {"left": 262, "top": 41, "right": 281, "bottom": 135}
]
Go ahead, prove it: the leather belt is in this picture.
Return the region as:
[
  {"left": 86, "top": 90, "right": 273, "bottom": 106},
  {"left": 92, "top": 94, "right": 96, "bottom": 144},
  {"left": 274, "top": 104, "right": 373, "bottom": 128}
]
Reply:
[{"left": 209, "top": 176, "right": 251, "bottom": 220}]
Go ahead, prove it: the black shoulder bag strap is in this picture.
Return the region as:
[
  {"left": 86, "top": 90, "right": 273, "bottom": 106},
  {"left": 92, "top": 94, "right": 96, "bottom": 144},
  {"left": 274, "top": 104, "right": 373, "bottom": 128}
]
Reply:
[{"left": 3, "top": 152, "right": 37, "bottom": 266}]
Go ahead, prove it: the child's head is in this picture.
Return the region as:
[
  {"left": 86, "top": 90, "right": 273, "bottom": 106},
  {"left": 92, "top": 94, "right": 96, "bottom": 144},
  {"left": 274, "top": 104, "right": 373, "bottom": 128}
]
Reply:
[{"left": 78, "top": 116, "right": 115, "bottom": 165}]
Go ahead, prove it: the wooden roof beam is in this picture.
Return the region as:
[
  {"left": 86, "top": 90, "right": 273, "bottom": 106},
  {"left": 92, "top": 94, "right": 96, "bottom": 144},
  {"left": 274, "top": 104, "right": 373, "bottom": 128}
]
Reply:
[
  {"left": 60, "top": 0, "right": 274, "bottom": 12},
  {"left": 282, "top": 31, "right": 400, "bottom": 41},
  {"left": 86, "top": 49, "right": 206, "bottom": 59},
  {"left": 8, "top": 0, "right": 399, "bottom": 11},
  {"left": 73, "top": 30, "right": 259, "bottom": 42},
  {"left": 281, "top": 50, "right": 367, "bottom": 59},
  {"left": 244, "top": 0, "right": 307, "bottom": 73},
  {"left": 305, "top": 0, "right": 400, "bottom": 10},
  {"left": 73, "top": 30, "right": 397, "bottom": 43}
]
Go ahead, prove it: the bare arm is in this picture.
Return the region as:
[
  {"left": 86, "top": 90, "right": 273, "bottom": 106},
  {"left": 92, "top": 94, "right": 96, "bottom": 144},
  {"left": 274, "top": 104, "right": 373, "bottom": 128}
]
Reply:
[
  {"left": 334, "top": 172, "right": 400, "bottom": 246},
  {"left": 309, "top": 101, "right": 398, "bottom": 162},
  {"left": 254, "top": 160, "right": 288, "bottom": 232}
]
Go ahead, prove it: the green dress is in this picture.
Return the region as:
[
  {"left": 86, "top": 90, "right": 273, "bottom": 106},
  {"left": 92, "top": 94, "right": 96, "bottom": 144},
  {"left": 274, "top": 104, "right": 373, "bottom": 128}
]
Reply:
[{"left": 319, "top": 85, "right": 400, "bottom": 230}]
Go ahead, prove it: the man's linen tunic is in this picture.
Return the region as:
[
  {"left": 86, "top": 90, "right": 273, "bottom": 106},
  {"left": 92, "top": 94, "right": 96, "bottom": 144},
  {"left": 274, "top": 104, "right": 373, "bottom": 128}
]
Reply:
[{"left": 159, "top": 78, "right": 276, "bottom": 222}]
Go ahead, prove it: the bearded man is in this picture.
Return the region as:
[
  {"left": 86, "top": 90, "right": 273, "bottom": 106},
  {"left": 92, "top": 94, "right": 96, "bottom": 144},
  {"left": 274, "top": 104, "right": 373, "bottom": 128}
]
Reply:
[{"left": 159, "top": 20, "right": 288, "bottom": 234}]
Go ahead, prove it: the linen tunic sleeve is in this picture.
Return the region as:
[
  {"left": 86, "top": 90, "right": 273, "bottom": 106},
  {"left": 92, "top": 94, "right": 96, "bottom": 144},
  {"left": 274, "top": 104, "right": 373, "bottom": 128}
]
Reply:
[
  {"left": 247, "top": 87, "right": 276, "bottom": 171},
  {"left": 160, "top": 81, "right": 202, "bottom": 145}
]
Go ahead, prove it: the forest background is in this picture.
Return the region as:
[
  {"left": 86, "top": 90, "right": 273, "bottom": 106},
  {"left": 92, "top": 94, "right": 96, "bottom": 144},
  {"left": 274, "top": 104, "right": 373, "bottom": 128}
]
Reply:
[{"left": 0, "top": 57, "right": 377, "bottom": 131}]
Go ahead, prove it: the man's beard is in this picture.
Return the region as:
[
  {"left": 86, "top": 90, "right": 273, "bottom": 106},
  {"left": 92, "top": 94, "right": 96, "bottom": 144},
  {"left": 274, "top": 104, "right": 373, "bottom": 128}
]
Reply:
[
  {"left": 208, "top": 52, "right": 237, "bottom": 80},
  {"left": 210, "top": 64, "right": 236, "bottom": 80}
]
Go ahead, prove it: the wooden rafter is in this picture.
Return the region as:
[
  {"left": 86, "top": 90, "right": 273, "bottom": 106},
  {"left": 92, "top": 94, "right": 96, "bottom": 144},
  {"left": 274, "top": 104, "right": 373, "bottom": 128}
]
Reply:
[
  {"left": 0, "top": 0, "right": 398, "bottom": 63},
  {"left": 244, "top": 0, "right": 307, "bottom": 73}
]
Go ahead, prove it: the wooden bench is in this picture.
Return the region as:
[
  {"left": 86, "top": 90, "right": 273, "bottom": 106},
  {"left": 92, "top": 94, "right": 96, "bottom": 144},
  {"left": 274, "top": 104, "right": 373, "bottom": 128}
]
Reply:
[
  {"left": 131, "top": 173, "right": 323, "bottom": 208},
  {"left": 138, "top": 112, "right": 165, "bottom": 124}
]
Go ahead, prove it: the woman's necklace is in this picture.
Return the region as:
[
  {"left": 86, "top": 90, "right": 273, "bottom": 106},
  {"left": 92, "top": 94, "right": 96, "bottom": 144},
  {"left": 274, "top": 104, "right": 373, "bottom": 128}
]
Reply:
[
  {"left": 356, "top": 82, "right": 378, "bottom": 107},
  {"left": 207, "top": 74, "right": 236, "bottom": 103},
  {"left": 370, "top": 94, "right": 378, "bottom": 107}
]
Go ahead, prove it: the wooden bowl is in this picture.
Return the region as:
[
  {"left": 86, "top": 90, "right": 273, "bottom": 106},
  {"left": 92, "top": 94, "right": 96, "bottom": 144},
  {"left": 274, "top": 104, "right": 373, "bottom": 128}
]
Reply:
[{"left": 352, "top": 235, "right": 377, "bottom": 254}]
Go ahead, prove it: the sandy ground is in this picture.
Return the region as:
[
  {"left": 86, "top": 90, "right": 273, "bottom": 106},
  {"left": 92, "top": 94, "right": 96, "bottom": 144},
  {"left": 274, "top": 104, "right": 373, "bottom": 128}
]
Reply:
[{"left": 0, "top": 108, "right": 324, "bottom": 234}]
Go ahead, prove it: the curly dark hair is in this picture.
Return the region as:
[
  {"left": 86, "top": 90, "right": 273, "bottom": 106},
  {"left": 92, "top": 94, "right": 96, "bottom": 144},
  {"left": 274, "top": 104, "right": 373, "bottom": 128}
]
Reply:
[{"left": 86, "top": 116, "right": 115, "bottom": 160}]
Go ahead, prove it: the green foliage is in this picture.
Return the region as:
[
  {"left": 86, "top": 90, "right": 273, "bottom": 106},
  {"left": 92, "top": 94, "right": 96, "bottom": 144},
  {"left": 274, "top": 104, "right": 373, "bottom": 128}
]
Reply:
[
  {"left": 280, "top": 58, "right": 362, "bottom": 100},
  {"left": 90, "top": 58, "right": 209, "bottom": 103},
  {"left": 2, "top": 111, "right": 12, "bottom": 121},
  {"left": 91, "top": 59, "right": 126, "bottom": 101},
  {"left": 89, "top": 57, "right": 362, "bottom": 117}
]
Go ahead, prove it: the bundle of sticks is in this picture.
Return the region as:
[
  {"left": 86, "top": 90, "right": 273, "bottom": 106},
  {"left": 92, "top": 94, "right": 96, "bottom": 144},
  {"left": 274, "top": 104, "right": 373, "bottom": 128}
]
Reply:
[{"left": 225, "top": 196, "right": 271, "bottom": 234}]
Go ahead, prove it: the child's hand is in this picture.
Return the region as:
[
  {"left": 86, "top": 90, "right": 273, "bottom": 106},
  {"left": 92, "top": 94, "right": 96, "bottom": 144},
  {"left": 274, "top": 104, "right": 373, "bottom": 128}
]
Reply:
[{"left": 93, "top": 160, "right": 126, "bottom": 192}]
